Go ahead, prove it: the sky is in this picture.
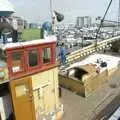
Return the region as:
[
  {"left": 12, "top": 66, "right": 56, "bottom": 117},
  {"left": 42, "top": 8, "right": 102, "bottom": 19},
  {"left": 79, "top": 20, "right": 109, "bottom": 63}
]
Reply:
[{"left": 9, "top": 0, "right": 119, "bottom": 23}]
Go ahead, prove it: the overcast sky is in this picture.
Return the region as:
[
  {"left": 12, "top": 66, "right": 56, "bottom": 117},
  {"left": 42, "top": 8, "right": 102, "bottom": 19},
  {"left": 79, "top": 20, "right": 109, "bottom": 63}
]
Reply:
[{"left": 9, "top": 0, "right": 119, "bottom": 23}]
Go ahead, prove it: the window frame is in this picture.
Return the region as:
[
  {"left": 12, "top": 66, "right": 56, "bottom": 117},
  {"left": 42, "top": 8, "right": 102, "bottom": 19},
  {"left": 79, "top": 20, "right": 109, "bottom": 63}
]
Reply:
[
  {"left": 7, "top": 49, "right": 25, "bottom": 78},
  {"left": 42, "top": 47, "right": 52, "bottom": 65},
  {"left": 6, "top": 42, "right": 56, "bottom": 80},
  {"left": 26, "top": 47, "right": 41, "bottom": 72}
]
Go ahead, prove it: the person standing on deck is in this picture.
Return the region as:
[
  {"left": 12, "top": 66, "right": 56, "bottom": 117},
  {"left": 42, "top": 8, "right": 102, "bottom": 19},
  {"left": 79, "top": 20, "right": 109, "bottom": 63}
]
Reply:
[{"left": 59, "top": 43, "right": 67, "bottom": 65}]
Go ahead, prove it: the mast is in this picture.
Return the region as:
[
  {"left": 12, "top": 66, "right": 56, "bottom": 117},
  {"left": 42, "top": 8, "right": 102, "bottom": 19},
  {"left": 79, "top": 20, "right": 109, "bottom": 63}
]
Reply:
[
  {"left": 50, "top": 0, "right": 55, "bottom": 32},
  {"left": 50, "top": 0, "right": 53, "bottom": 19},
  {"left": 118, "top": 0, "right": 120, "bottom": 29}
]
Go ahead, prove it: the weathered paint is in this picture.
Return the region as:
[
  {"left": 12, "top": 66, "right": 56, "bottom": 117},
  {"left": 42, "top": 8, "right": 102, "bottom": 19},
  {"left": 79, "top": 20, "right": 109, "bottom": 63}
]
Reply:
[
  {"left": 10, "top": 76, "right": 36, "bottom": 120},
  {"left": 10, "top": 67, "right": 62, "bottom": 120},
  {"left": 32, "top": 67, "right": 60, "bottom": 119}
]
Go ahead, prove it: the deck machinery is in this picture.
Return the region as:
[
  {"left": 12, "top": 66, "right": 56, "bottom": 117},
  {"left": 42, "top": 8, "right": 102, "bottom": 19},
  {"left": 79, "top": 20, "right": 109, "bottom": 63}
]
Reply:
[{"left": 0, "top": 36, "right": 63, "bottom": 120}]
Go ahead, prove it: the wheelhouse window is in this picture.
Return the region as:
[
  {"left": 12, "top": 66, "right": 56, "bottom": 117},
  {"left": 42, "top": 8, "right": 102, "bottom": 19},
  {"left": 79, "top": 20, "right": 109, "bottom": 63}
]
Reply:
[
  {"left": 28, "top": 50, "right": 38, "bottom": 67},
  {"left": 42, "top": 48, "right": 51, "bottom": 64},
  {"left": 12, "top": 52, "right": 23, "bottom": 73}
]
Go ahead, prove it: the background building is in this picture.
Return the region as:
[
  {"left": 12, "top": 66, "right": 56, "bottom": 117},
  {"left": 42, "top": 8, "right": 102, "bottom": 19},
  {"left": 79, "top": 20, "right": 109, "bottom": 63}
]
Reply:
[
  {"left": 76, "top": 16, "right": 92, "bottom": 28},
  {"left": 76, "top": 17, "right": 84, "bottom": 28},
  {"left": 84, "top": 16, "right": 92, "bottom": 27},
  {"left": 29, "top": 23, "right": 41, "bottom": 29}
]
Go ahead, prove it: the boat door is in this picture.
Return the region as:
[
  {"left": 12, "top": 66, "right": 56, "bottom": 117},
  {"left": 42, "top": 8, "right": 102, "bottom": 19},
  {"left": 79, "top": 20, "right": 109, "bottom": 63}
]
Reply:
[{"left": 10, "top": 77, "right": 35, "bottom": 120}]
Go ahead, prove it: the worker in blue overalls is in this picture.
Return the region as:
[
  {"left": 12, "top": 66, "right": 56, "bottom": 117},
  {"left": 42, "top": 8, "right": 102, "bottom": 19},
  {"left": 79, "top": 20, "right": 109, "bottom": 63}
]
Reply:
[{"left": 59, "top": 43, "right": 67, "bottom": 65}]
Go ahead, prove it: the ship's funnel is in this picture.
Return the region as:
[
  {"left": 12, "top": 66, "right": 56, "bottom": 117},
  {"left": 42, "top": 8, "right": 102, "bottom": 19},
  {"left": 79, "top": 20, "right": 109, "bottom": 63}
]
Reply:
[{"left": 0, "top": 0, "right": 15, "bottom": 17}]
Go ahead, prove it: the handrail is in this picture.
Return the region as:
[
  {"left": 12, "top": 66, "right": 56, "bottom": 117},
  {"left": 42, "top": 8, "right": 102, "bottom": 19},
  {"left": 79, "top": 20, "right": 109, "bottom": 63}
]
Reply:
[{"left": 66, "top": 35, "right": 120, "bottom": 64}]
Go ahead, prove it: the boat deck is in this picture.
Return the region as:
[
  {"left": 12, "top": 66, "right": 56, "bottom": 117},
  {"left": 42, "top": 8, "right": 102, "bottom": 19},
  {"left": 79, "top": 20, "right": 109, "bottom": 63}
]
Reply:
[{"left": 61, "top": 68, "right": 120, "bottom": 120}]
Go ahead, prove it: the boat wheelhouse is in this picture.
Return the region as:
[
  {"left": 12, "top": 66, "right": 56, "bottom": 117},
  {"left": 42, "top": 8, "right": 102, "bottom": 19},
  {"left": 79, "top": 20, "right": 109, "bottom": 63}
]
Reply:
[{"left": 0, "top": 36, "right": 63, "bottom": 120}]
